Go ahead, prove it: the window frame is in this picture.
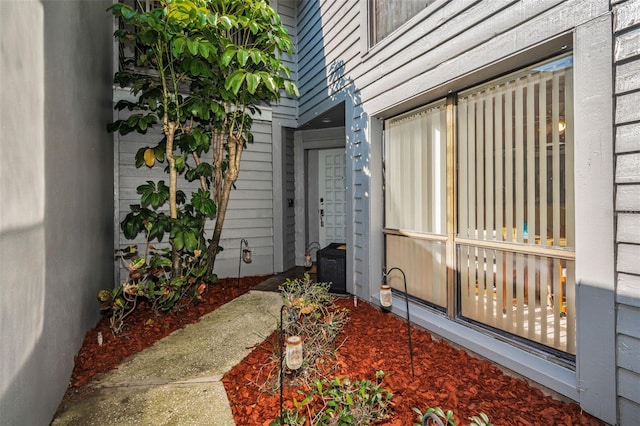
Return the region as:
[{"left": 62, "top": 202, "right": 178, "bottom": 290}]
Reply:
[
  {"left": 383, "top": 54, "right": 577, "bottom": 359},
  {"left": 367, "top": 0, "right": 439, "bottom": 47}
]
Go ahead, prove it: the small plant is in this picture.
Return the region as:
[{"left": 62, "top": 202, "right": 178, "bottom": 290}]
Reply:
[
  {"left": 412, "top": 407, "right": 493, "bottom": 426},
  {"left": 273, "top": 370, "right": 393, "bottom": 425},
  {"left": 98, "top": 244, "right": 210, "bottom": 335},
  {"left": 255, "top": 274, "right": 350, "bottom": 392}
]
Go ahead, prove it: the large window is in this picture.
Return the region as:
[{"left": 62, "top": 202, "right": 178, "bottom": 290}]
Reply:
[
  {"left": 369, "top": 0, "right": 436, "bottom": 45},
  {"left": 383, "top": 55, "right": 575, "bottom": 356}
]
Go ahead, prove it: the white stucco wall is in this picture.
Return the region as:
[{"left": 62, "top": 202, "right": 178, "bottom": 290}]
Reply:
[{"left": 0, "top": 1, "right": 114, "bottom": 424}]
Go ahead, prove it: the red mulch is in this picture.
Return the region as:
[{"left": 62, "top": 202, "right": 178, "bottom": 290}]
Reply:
[
  {"left": 223, "top": 297, "right": 604, "bottom": 426},
  {"left": 66, "top": 275, "right": 269, "bottom": 389},
  {"left": 63, "top": 276, "right": 604, "bottom": 426}
]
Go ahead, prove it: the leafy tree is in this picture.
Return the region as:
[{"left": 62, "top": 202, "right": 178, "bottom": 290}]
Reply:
[{"left": 108, "top": 0, "right": 298, "bottom": 279}]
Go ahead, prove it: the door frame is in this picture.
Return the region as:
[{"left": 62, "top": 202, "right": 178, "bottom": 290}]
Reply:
[{"left": 294, "top": 127, "right": 347, "bottom": 265}]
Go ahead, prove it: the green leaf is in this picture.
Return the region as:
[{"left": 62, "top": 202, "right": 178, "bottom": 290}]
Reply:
[
  {"left": 173, "top": 37, "right": 186, "bottom": 56},
  {"left": 225, "top": 71, "right": 246, "bottom": 95},
  {"left": 184, "top": 232, "right": 198, "bottom": 252},
  {"left": 221, "top": 48, "right": 235, "bottom": 67},
  {"left": 175, "top": 155, "right": 186, "bottom": 172},
  {"left": 245, "top": 73, "right": 260, "bottom": 94},
  {"left": 248, "top": 49, "right": 263, "bottom": 64},
  {"left": 154, "top": 142, "right": 166, "bottom": 162},
  {"left": 284, "top": 80, "right": 300, "bottom": 97},
  {"left": 259, "top": 72, "right": 277, "bottom": 92},
  {"left": 135, "top": 147, "right": 147, "bottom": 168},
  {"left": 219, "top": 15, "right": 233, "bottom": 30},
  {"left": 120, "top": 6, "right": 136, "bottom": 20},
  {"left": 192, "top": 190, "right": 216, "bottom": 216},
  {"left": 187, "top": 38, "right": 199, "bottom": 55},
  {"left": 237, "top": 48, "right": 249, "bottom": 66},
  {"left": 198, "top": 42, "right": 210, "bottom": 58},
  {"left": 248, "top": 20, "right": 259, "bottom": 34},
  {"left": 173, "top": 231, "right": 184, "bottom": 251}
]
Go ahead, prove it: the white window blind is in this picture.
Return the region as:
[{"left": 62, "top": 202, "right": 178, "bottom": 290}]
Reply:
[
  {"left": 384, "top": 101, "right": 448, "bottom": 308},
  {"left": 457, "top": 56, "right": 575, "bottom": 353}
]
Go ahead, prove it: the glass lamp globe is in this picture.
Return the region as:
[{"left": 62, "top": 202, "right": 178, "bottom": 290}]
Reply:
[{"left": 285, "top": 335, "right": 303, "bottom": 370}]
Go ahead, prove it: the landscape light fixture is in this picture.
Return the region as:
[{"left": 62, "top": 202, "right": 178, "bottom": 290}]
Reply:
[
  {"left": 237, "top": 238, "right": 251, "bottom": 287},
  {"left": 241, "top": 239, "right": 252, "bottom": 264},
  {"left": 381, "top": 267, "right": 415, "bottom": 379},
  {"left": 303, "top": 241, "right": 321, "bottom": 268},
  {"left": 279, "top": 304, "right": 302, "bottom": 423}
]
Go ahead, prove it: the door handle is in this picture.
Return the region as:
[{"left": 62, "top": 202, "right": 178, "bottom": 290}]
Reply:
[{"left": 320, "top": 209, "right": 324, "bottom": 227}]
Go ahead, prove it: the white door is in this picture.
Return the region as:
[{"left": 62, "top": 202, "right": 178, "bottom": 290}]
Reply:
[{"left": 318, "top": 148, "right": 346, "bottom": 247}]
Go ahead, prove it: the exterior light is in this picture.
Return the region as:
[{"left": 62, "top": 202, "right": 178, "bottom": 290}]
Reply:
[
  {"left": 380, "top": 284, "right": 393, "bottom": 310},
  {"left": 382, "top": 267, "right": 415, "bottom": 379},
  {"left": 279, "top": 304, "right": 302, "bottom": 422},
  {"left": 241, "top": 239, "right": 252, "bottom": 263},
  {"left": 285, "top": 335, "right": 303, "bottom": 370},
  {"left": 237, "top": 238, "right": 251, "bottom": 288},
  {"left": 303, "top": 241, "right": 321, "bottom": 269}
]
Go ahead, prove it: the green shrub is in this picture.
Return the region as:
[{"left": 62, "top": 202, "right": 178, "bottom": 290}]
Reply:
[
  {"left": 274, "top": 371, "right": 393, "bottom": 425},
  {"left": 98, "top": 245, "right": 210, "bottom": 335}
]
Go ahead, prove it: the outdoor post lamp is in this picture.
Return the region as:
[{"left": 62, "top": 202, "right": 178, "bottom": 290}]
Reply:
[
  {"left": 303, "top": 241, "right": 321, "bottom": 268},
  {"left": 379, "top": 284, "right": 393, "bottom": 311},
  {"left": 279, "top": 304, "right": 302, "bottom": 423},
  {"left": 241, "top": 239, "right": 252, "bottom": 263},
  {"left": 237, "top": 239, "right": 252, "bottom": 287},
  {"left": 381, "top": 267, "right": 415, "bottom": 379},
  {"left": 285, "top": 336, "right": 303, "bottom": 369}
]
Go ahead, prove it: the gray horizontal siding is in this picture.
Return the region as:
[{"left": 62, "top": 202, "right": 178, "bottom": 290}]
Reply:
[
  {"left": 616, "top": 123, "right": 640, "bottom": 153},
  {"left": 614, "top": 0, "right": 640, "bottom": 422},
  {"left": 273, "top": 0, "right": 298, "bottom": 122},
  {"left": 297, "top": 0, "right": 622, "bottom": 423}
]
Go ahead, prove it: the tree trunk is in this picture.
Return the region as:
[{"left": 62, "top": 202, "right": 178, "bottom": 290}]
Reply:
[
  {"left": 206, "top": 134, "right": 244, "bottom": 277},
  {"left": 165, "top": 121, "right": 181, "bottom": 276}
]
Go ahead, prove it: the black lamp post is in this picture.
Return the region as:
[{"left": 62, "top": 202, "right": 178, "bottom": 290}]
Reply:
[
  {"left": 381, "top": 267, "right": 415, "bottom": 379},
  {"left": 279, "top": 304, "right": 302, "bottom": 423},
  {"left": 237, "top": 238, "right": 251, "bottom": 287}
]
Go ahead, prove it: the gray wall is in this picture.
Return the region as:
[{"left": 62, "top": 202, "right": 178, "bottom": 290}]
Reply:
[
  {"left": 613, "top": 0, "right": 640, "bottom": 423},
  {"left": 296, "top": 0, "right": 620, "bottom": 423},
  {"left": 0, "top": 1, "right": 114, "bottom": 425}
]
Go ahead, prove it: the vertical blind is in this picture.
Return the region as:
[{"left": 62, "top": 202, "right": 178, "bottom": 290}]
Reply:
[
  {"left": 457, "top": 56, "right": 575, "bottom": 353},
  {"left": 384, "top": 101, "right": 447, "bottom": 308}
]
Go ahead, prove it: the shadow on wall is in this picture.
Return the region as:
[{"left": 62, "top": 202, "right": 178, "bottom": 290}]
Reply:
[
  {"left": 0, "top": 0, "right": 46, "bottom": 413},
  {"left": 327, "top": 59, "right": 368, "bottom": 176}
]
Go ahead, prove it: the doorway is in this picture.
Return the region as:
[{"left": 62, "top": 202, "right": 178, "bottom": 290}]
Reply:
[{"left": 317, "top": 148, "right": 346, "bottom": 247}]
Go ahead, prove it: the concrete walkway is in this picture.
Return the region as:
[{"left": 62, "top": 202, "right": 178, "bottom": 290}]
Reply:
[{"left": 51, "top": 289, "right": 285, "bottom": 425}]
